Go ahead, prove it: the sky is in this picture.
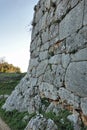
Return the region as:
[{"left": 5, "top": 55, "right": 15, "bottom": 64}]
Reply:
[{"left": 0, "top": 0, "right": 38, "bottom": 72}]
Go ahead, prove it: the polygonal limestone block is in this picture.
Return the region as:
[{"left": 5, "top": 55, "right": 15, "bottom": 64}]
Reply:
[
  {"left": 65, "top": 61, "right": 87, "bottom": 97},
  {"left": 39, "top": 82, "right": 59, "bottom": 100},
  {"left": 81, "top": 98, "right": 87, "bottom": 115},
  {"left": 83, "top": 0, "right": 87, "bottom": 25},
  {"left": 59, "top": 0, "right": 84, "bottom": 39},
  {"left": 25, "top": 115, "right": 58, "bottom": 130}
]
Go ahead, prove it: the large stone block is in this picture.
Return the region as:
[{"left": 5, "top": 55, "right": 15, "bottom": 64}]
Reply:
[
  {"left": 44, "top": 0, "right": 50, "bottom": 10},
  {"left": 36, "top": 60, "right": 48, "bottom": 77},
  {"left": 43, "top": 70, "right": 55, "bottom": 84},
  {"left": 54, "top": 65, "right": 65, "bottom": 88},
  {"left": 62, "top": 53, "right": 71, "bottom": 69},
  {"left": 25, "top": 115, "right": 58, "bottom": 130},
  {"left": 41, "top": 28, "right": 49, "bottom": 43},
  {"left": 39, "top": 82, "right": 58, "bottom": 100},
  {"left": 48, "top": 23, "right": 59, "bottom": 40},
  {"left": 28, "top": 95, "right": 41, "bottom": 114},
  {"left": 39, "top": 51, "right": 48, "bottom": 61},
  {"left": 39, "top": 12, "right": 48, "bottom": 31},
  {"left": 49, "top": 54, "right": 61, "bottom": 65},
  {"left": 40, "top": 42, "right": 49, "bottom": 51},
  {"left": 66, "top": 26, "right": 87, "bottom": 53},
  {"left": 30, "top": 78, "right": 37, "bottom": 87},
  {"left": 29, "top": 58, "right": 39, "bottom": 71},
  {"left": 59, "top": 88, "right": 80, "bottom": 109},
  {"left": 46, "top": 7, "right": 55, "bottom": 26},
  {"left": 71, "top": 48, "right": 87, "bottom": 62},
  {"left": 59, "top": 0, "right": 84, "bottom": 39},
  {"left": 65, "top": 62, "right": 87, "bottom": 97},
  {"left": 81, "top": 98, "right": 87, "bottom": 115},
  {"left": 66, "top": 33, "right": 78, "bottom": 53},
  {"left": 83, "top": 0, "right": 87, "bottom": 25},
  {"left": 71, "top": 0, "right": 79, "bottom": 8},
  {"left": 31, "top": 47, "right": 40, "bottom": 58},
  {"left": 34, "top": 8, "right": 43, "bottom": 23},
  {"left": 54, "top": 0, "right": 71, "bottom": 22}
]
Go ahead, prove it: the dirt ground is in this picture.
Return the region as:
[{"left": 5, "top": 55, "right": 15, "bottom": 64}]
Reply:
[{"left": 0, "top": 118, "right": 11, "bottom": 130}]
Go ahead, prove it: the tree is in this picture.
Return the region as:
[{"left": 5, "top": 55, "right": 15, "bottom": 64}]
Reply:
[
  {"left": 0, "top": 58, "right": 21, "bottom": 73},
  {"left": 0, "top": 57, "right": 6, "bottom": 63}
]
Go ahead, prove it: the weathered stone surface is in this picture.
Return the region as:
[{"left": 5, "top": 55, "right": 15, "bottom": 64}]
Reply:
[
  {"left": 59, "top": 1, "right": 84, "bottom": 39},
  {"left": 66, "top": 33, "right": 78, "bottom": 53},
  {"left": 39, "top": 82, "right": 58, "bottom": 100},
  {"left": 31, "top": 34, "right": 41, "bottom": 49},
  {"left": 52, "top": 65, "right": 57, "bottom": 73},
  {"left": 46, "top": 7, "right": 55, "bottom": 26},
  {"left": 3, "top": 75, "right": 39, "bottom": 113},
  {"left": 3, "top": 76, "right": 29, "bottom": 112},
  {"left": 28, "top": 95, "right": 41, "bottom": 114},
  {"left": 36, "top": 60, "right": 48, "bottom": 77},
  {"left": 49, "top": 54, "right": 61, "bottom": 64},
  {"left": 25, "top": 115, "right": 58, "bottom": 130},
  {"left": 67, "top": 112, "right": 81, "bottom": 130},
  {"left": 71, "top": 48, "right": 87, "bottom": 61},
  {"left": 39, "top": 51, "right": 48, "bottom": 61},
  {"left": 46, "top": 102, "right": 62, "bottom": 115},
  {"left": 54, "top": 65, "right": 65, "bottom": 88},
  {"left": 71, "top": 0, "right": 79, "bottom": 8},
  {"left": 41, "top": 28, "right": 49, "bottom": 44},
  {"left": 53, "top": 40, "right": 66, "bottom": 54},
  {"left": 29, "top": 58, "right": 39, "bottom": 71},
  {"left": 43, "top": 70, "right": 55, "bottom": 84},
  {"left": 83, "top": 0, "right": 87, "bottom": 25},
  {"left": 39, "top": 12, "right": 48, "bottom": 31},
  {"left": 58, "top": 88, "right": 80, "bottom": 108},
  {"left": 49, "top": 23, "right": 59, "bottom": 40},
  {"left": 67, "top": 113, "right": 79, "bottom": 124},
  {"left": 66, "top": 26, "right": 87, "bottom": 53},
  {"left": 62, "top": 53, "right": 71, "bottom": 68},
  {"left": 44, "top": 0, "right": 50, "bottom": 10},
  {"left": 31, "top": 47, "right": 40, "bottom": 58},
  {"left": 30, "top": 78, "right": 37, "bottom": 87},
  {"left": 81, "top": 98, "right": 87, "bottom": 115},
  {"left": 40, "top": 42, "right": 49, "bottom": 51},
  {"left": 34, "top": 8, "right": 43, "bottom": 23},
  {"left": 65, "top": 62, "right": 87, "bottom": 97},
  {"left": 54, "top": 0, "right": 71, "bottom": 22},
  {"left": 2, "top": 90, "right": 24, "bottom": 111}
]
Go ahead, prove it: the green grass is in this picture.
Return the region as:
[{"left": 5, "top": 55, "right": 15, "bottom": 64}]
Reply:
[
  {"left": 0, "top": 72, "right": 29, "bottom": 130},
  {"left": 41, "top": 110, "right": 74, "bottom": 130},
  {"left": 0, "top": 99, "right": 28, "bottom": 130},
  {"left": 0, "top": 72, "right": 26, "bottom": 95},
  {"left": 0, "top": 72, "right": 87, "bottom": 130}
]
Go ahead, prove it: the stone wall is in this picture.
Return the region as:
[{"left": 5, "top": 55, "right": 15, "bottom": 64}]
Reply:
[{"left": 3, "top": 0, "right": 87, "bottom": 128}]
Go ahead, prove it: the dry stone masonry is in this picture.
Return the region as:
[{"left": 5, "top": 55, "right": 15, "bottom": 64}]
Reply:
[{"left": 3, "top": 0, "right": 87, "bottom": 129}]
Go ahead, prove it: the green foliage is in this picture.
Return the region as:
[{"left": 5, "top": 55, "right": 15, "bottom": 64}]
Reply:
[
  {"left": 0, "top": 61, "right": 21, "bottom": 73},
  {"left": 0, "top": 73, "right": 25, "bottom": 95},
  {"left": 0, "top": 98, "right": 36, "bottom": 130},
  {"left": 0, "top": 72, "right": 27, "bottom": 130},
  {"left": 81, "top": 124, "right": 87, "bottom": 130},
  {"left": 44, "top": 110, "right": 73, "bottom": 130},
  {"left": 0, "top": 100, "right": 28, "bottom": 130},
  {"left": 48, "top": 63, "right": 52, "bottom": 71},
  {"left": 41, "top": 97, "right": 50, "bottom": 107},
  {"left": 0, "top": 73, "right": 86, "bottom": 130}
]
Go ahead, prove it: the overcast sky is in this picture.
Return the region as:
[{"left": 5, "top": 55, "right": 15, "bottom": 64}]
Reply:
[{"left": 0, "top": 0, "right": 38, "bottom": 72}]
